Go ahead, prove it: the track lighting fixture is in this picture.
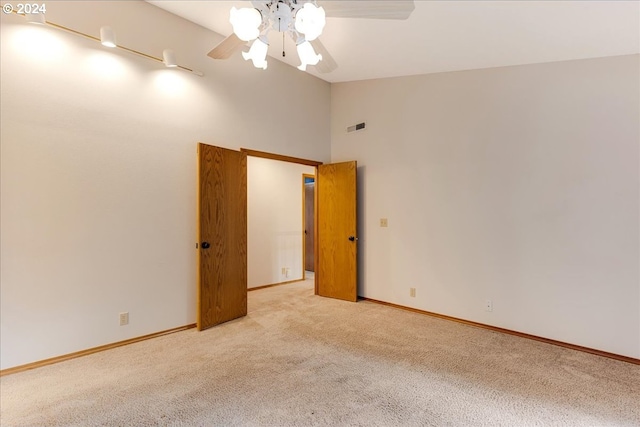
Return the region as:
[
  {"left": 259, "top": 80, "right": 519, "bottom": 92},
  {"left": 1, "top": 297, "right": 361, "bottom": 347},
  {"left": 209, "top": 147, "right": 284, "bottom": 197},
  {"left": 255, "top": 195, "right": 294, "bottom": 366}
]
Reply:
[{"left": 10, "top": 9, "right": 203, "bottom": 76}]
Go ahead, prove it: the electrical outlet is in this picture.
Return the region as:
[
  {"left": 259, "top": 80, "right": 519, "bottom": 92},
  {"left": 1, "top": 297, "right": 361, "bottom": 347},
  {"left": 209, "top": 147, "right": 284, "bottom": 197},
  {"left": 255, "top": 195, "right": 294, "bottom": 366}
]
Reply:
[
  {"left": 410, "top": 288, "right": 416, "bottom": 297},
  {"left": 285, "top": 268, "right": 290, "bottom": 278},
  {"left": 485, "top": 299, "right": 493, "bottom": 312},
  {"left": 281, "top": 267, "right": 286, "bottom": 275},
  {"left": 119, "top": 312, "right": 129, "bottom": 326},
  {"left": 380, "top": 218, "right": 388, "bottom": 227}
]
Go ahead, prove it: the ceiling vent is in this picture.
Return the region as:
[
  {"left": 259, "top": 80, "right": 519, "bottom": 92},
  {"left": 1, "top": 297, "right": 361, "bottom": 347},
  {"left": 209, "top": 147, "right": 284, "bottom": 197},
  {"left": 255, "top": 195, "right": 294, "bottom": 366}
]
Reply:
[{"left": 346, "top": 122, "right": 366, "bottom": 133}]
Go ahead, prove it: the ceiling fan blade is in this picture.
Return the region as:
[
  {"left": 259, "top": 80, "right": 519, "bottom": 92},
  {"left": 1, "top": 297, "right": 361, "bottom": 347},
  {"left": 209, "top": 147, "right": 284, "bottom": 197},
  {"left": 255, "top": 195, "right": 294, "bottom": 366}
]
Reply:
[
  {"left": 207, "top": 33, "right": 246, "bottom": 60},
  {"left": 310, "top": 39, "right": 337, "bottom": 74},
  {"left": 322, "top": 1, "right": 415, "bottom": 20}
]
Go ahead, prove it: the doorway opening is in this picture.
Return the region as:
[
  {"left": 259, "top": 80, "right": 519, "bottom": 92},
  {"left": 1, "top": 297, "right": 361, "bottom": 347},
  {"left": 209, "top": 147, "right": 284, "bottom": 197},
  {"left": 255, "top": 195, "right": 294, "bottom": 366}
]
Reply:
[{"left": 246, "top": 152, "right": 316, "bottom": 292}]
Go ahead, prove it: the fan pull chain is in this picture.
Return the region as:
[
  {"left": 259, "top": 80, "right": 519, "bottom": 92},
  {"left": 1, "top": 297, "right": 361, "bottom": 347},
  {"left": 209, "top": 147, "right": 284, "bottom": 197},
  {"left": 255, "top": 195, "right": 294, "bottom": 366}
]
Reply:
[{"left": 282, "top": 32, "right": 286, "bottom": 57}]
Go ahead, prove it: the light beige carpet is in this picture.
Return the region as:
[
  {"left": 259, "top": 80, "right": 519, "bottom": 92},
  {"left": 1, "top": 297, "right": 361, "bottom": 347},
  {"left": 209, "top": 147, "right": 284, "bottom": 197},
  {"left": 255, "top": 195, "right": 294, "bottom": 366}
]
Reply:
[{"left": 1, "top": 280, "right": 639, "bottom": 426}]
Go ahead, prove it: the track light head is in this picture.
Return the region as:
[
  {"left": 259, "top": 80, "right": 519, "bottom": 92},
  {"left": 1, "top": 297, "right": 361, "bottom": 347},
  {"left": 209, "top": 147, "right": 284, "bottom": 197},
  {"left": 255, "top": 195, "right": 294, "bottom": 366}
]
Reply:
[
  {"left": 162, "top": 49, "right": 177, "bottom": 68},
  {"left": 100, "top": 26, "right": 116, "bottom": 48},
  {"left": 25, "top": 13, "right": 46, "bottom": 25}
]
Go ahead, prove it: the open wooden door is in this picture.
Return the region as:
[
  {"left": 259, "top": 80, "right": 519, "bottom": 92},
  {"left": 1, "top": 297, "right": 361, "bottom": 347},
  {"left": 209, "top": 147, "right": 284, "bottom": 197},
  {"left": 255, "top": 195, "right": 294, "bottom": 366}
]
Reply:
[
  {"left": 197, "top": 143, "right": 247, "bottom": 330},
  {"left": 316, "top": 161, "right": 357, "bottom": 302}
]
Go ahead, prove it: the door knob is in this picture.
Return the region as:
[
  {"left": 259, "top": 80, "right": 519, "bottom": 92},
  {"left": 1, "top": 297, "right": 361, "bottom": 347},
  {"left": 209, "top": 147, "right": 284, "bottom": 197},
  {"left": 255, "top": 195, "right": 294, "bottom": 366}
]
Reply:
[
  {"left": 201, "top": 242, "right": 211, "bottom": 249},
  {"left": 348, "top": 236, "right": 358, "bottom": 242}
]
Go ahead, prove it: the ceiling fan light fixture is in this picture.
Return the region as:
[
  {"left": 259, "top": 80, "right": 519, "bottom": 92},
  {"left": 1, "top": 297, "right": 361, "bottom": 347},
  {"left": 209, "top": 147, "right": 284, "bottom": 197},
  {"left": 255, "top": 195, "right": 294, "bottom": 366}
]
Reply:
[
  {"left": 242, "top": 36, "right": 269, "bottom": 70},
  {"left": 210, "top": 0, "right": 416, "bottom": 74},
  {"left": 294, "top": 3, "right": 326, "bottom": 41},
  {"left": 296, "top": 40, "right": 322, "bottom": 71},
  {"left": 269, "top": 1, "right": 293, "bottom": 31},
  {"left": 230, "top": 7, "right": 262, "bottom": 42}
]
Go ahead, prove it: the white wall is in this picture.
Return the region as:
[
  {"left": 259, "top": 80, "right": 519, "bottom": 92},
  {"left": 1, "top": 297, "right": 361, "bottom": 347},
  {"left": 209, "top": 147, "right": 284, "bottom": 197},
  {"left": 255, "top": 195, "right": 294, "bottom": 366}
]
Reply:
[
  {"left": 247, "top": 157, "right": 315, "bottom": 288},
  {"left": 331, "top": 55, "right": 640, "bottom": 359},
  {"left": 0, "top": 1, "right": 330, "bottom": 370}
]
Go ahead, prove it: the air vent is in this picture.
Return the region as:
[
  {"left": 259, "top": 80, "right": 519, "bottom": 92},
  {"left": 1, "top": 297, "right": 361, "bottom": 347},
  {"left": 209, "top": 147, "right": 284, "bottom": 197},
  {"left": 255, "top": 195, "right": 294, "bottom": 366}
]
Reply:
[{"left": 346, "top": 122, "right": 366, "bottom": 133}]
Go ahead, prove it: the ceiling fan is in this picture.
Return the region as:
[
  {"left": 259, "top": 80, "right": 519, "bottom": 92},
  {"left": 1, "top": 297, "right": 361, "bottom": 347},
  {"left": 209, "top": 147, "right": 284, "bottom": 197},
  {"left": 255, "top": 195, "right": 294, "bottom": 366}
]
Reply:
[{"left": 207, "top": 0, "right": 415, "bottom": 73}]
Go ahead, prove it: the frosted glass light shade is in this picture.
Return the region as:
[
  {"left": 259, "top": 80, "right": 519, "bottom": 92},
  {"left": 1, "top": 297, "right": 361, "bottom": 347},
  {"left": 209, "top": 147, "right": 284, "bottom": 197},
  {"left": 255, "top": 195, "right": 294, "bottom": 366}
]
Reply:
[
  {"left": 230, "top": 7, "right": 262, "bottom": 42},
  {"left": 294, "top": 3, "right": 325, "bottom": 41},
  {"left": 100, "top": 26, "right": 116, "bottom": 48},
  {"left": 242, "top": 37, "right": 269, "bottom": 70},
  {"left": 296, "top": 40, "right": 322, "bottom": 71}
]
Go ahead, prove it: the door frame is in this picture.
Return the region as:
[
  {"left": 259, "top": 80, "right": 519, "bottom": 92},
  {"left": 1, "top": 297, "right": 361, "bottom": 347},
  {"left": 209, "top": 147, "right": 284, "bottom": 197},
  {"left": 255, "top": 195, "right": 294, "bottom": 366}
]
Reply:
[
  {"left": 302, "top": 173, "right": 315, "bottom": 280},
  {"left": 239, "top": 148, "right": 323, "bottom": 289}
]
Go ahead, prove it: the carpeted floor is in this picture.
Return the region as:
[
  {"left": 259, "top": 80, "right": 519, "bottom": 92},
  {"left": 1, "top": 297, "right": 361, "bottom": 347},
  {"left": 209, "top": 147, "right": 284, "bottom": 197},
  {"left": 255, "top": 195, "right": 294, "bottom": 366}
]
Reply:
[{"left": 1, "top": 280, "right": 639, "bottom": 426}]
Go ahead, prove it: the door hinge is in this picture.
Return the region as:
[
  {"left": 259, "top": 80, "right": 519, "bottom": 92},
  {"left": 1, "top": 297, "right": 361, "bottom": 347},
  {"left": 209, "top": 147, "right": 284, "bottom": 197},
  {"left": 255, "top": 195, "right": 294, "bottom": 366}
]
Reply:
[{"left": 196, "top": 242, "right": 199, "bottom": 249}]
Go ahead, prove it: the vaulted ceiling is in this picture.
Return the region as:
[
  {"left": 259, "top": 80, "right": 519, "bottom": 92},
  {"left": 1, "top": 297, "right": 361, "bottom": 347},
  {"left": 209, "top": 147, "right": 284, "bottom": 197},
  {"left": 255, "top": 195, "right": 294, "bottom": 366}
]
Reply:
[{"left": 148, "top": 1, "right": 639, "bottom": 83}]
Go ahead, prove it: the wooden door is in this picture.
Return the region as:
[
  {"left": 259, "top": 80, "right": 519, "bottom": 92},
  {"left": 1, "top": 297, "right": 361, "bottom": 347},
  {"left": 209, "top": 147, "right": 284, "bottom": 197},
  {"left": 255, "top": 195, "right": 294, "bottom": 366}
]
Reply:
[
  {"left": 304, "top": 181, "right": 315, "bottom": 271},
  {"left": 197, "top": 143, "right": 247, "bottom": 330},
  {"left": 316, "top": 161, "right": 357, "bottom": 302}
]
